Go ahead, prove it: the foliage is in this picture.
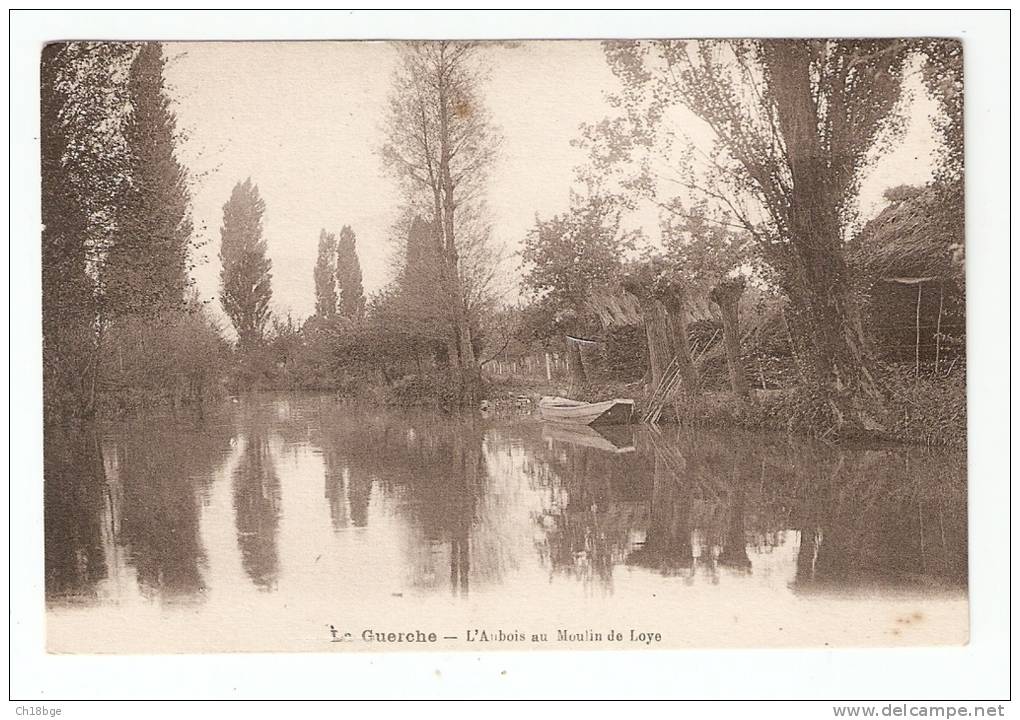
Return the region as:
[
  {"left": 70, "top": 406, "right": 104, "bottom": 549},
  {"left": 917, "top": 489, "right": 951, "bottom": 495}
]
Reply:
[
  {"left": 42, "top": 41, "right": 215, "bottom": 421},
  {"left": 313, "top": 229, "right": 338, "bottom": 318},
  {"left": 592, "top": 39, "right": 920, "bottom": 430},
  {"left": 41, "top": 43, "right": 108, "bottom": 420},
  {"left": 103, "top": 43, "right": 194, "bottom": 319},
  {"left": 225, "top": 314, "right": 346, "bottom": 393},
  {"left": 219, "top": 178, "right": 273, "bottom": 352},
  {"left": 883, "top": 364, "right": 966, "bottom": 447},
  {"left": 387, "top": 213, "right": 450, "bottom": 353},
  {"left": 380, "top": 41, "right": 503, "bottom": 398},
  {"left": 918, "top": 39, "right": 964, "bottom": 266},
  {"left": 98, "top": 303, "right": 230, "bottom": 416},
  {"left": 336, "top": 225, "right": 366, "bottom": 319},
  {"left": 330, "top": 202, "right": 499, "bottom": 400},
  {"left": 520, "top": 194, "right": 635, "bottom": 337},
  {"left": 918, "top": 39, "right": 963, "bottom": 188},
  {"left": 662, "top": 203, "right": 754, "bottom": 298}
]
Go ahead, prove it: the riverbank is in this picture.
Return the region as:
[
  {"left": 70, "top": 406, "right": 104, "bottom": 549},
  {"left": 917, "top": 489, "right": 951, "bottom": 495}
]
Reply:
[
  {"left": 482, "top": 365, "right": 966, "bottom": 448},
  {"left": 83, "top": 357, "right": 964, "bottom": 450}
]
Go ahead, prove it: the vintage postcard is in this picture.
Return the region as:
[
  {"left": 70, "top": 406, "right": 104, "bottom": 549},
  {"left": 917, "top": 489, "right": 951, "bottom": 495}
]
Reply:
[{"left": 42, "top": 37, "right": 967, "bottom": 655}]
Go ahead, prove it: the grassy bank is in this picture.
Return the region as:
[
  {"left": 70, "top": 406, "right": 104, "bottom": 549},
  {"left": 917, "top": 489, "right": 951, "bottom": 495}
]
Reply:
[{"left": 483, "top": 365, "right": 966, "bottom": 448}]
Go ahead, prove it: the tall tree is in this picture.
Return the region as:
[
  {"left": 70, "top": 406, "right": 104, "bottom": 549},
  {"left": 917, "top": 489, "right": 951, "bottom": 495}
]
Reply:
[
  {"left": 41, "top": 42, "right": 134, "bottom": 419},
  {"left": 381, "top": 41, "right": 501, "bottom": 402},
  {"left": 390, "top": 213, "right": 451, "bottom": 369},
  {"left": 598, "top": 39, "right": 913, "bottom": 432},
  {"left": 521, "top": 195, "right": 634, "bottom": 386},
  {"left": 219, "top": 179, "right": 273, "bottom": 351},
  {"left": 619, "top": 256, "right": 698, "bottom": 393},
  {"left": 664, "top": 207, "right": 755, "bottom": 397},
  {"left": 103, "top": 42, "right": 193, "bottom": 318},
  {"left": 335, "top": 225, "right": 365, "bottom": 320},
  {"left": 918, "top": 40, "right": 964, "bottom": 272},
  {"left": 920, "top": 40, "right": 963, "bottom": 188},
  {"left": 42, "top": 44, "right": 97, "bottom": 419},
  {"left": 313, "top": 229, "right": 338, "bottom": 318}
]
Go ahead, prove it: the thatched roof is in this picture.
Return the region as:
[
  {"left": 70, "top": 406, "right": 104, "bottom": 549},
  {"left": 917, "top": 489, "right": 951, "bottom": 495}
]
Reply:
[
  {"left": 586, "top": 291, "right": 642, "bottom": 327},
  {"left": 852, "top": 186, "right": 962, "bottom": 282},
  {"left": 586, "top": 290, "right": 718, "bottom": 329}
]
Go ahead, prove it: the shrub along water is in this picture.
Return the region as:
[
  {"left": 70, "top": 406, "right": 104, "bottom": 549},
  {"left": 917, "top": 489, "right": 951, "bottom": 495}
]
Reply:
[{"left": 97, "top": 307, "right": 230, "bottom": 417}]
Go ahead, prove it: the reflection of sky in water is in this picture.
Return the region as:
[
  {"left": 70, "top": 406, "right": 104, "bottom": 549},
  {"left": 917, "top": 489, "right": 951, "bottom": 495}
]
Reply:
[{"left": 44, "top": 394, "right": 968, "bottom": 652}]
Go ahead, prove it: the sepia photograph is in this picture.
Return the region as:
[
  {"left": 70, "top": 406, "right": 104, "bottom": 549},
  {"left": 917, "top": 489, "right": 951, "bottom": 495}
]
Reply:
[
  {"left": 39, "top": 34, "right": 971, "bottom": 654},
  {"left": 11, "top": 7, "right": 1011, "bottom": 707}
]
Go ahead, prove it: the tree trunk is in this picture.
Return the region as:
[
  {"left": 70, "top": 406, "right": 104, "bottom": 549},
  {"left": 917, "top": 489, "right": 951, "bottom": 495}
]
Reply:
[
  {"left": 764, "top": 45, "right": 885, "bottom": 432},
  {"left": 641, "top": 298, "right": 674, "bottom": 390},
  {"left": 565, "top": 336, "right": 587, "bottom": 387},
  {"left": 436, "top": 59, "right": 479, "bottom": 406},
  {"left": 914, "top": 283, "right": 922, "bottom": 379},
  {"left": 710, "top": 278, "right": 749, "bottom": 400},
  {"left": 717, "top": 459, "right": 751, "bottom": 571},
  {"left": 663, "top": 289, "right": 699, "bottom": 391},
  {"left": 934, "top": 283, "right": 944, "bottom": 375},
  {"left": 641, "top": 449, "right": 693, "bottom": 572}
]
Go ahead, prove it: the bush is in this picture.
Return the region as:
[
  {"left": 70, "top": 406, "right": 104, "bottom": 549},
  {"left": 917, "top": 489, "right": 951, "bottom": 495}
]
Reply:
[
  {"left": 383, "top": 373, "right": 463, "bottom": 409},
  {"left": 98, "top": 308, "right": 230, "bottom": 416},
  {"left": 593, "top": 325, "right": 647, "bottom": 382},
  {"left": 658, "top": 365, "right": 966, "bottom": 448},
  {"left": 225, "top": 315, "right": 346, "bottom": 393},
  {"left": 882, "top": 365, "right": 966, "bottom": 446}
]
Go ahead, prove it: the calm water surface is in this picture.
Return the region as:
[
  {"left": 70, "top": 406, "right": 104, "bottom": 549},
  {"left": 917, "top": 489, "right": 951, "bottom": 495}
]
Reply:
[{"left": 45, "top": 393, "right": 967, "bottom": 652}]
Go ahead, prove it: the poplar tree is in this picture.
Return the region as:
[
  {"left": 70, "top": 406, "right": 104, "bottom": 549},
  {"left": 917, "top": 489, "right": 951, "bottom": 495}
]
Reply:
[
  {"left": 104, "top": 42, "right": 193, "bottom": 317},
  {"left": 42, "top": 44, "right": 95, "bottom": 418},
  {"left": 41, "top": 41, "right": 134, "bottom": 418},
  {"left": 219, "top": 179, "right": 273, "bottom": 351},
  {"left": 381, "top": 42, "right": 501, "bottom": 401},
  {"left": 335, "top": 225, "right": 365, "bottom": 320},
  {"left": 313, "top": 229, "right": 338, "bottom": 318}
]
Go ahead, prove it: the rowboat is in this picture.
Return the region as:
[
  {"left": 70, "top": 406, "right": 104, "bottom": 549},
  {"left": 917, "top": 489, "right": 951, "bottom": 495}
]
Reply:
[
  {"left": 537, "top": 396, "right": 634, "bottom": 426},
  {"left": 542, "top": 423, "right": 636, "bottom": 453}
]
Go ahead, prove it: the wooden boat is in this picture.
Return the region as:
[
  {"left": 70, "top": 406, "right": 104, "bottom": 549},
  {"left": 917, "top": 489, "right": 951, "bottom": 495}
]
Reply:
[
  {"left": 538, "top": 396, "right": 634, "bottom": 426},
  {"left": 542, "top": 423, "right": 636, "bottom": 453}
]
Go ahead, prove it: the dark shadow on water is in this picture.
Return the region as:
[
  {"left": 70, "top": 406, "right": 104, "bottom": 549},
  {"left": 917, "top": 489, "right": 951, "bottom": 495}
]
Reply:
[
  {"left": 231, "top": 427, "right": 281, "bottom": 591},
  {"left": 45, "top": 395, "right": 967, "bottom": 606},
  {"left": 523, "top": 422, "right": 967, "bottom": 595},
  {"left": 322, "top": 450, "right": 350, "bottom": 531},
  {"left": 308, "top": 402, "right": 485, "bottom": 597},
  {"left": 44, "top": 424, "right": 109, "bottom": 600},
  {"left": 45, "top": 409, "right": 235, "bottom": 603}
]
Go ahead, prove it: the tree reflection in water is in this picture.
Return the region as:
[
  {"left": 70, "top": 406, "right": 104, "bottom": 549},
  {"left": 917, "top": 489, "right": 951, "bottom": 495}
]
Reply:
[
  {"left": 529, "top": 425, "right": 653, "bottom": 592},
  {"left": 789, "top": 447, "right": 967, "bottom": 593},
  {"left": 311, "top": 406, "right": 488, "bottom": 596},
  {"left": 525, "top": 423, "right": 967, "bottom": 595},
  {"left": 322, "top": 452, "right": 350, "bottom": 532},
  {"left": 113, "top": 417, "right": 227, "bottom": 599},
  {"left": 45, "top": 410, "right": 235, "bottom": 603},
  {"left": 44, "top": 425, "right": 110, "bottom": 600},
  {"left": 232, "top": 429, "right": 282, "bottom": 591},
  {"left": 45, "top": 397, "right": 967, "bottom": 609}
]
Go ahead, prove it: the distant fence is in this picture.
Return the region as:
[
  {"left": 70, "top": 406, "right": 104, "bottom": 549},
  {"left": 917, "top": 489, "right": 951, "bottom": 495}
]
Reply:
[{"left": 485, "top": 352, "right": 571, "bottom": 381}]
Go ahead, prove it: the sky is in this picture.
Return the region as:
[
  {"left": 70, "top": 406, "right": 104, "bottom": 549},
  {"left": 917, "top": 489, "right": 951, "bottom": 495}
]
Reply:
[{"left": 166, "top": 41, "right": 940, "bottom": 323}]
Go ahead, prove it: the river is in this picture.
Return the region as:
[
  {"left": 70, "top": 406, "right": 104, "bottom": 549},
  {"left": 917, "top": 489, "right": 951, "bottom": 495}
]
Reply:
[{"left": 45, "top": 393, "right": 968, "bottom": 652}]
